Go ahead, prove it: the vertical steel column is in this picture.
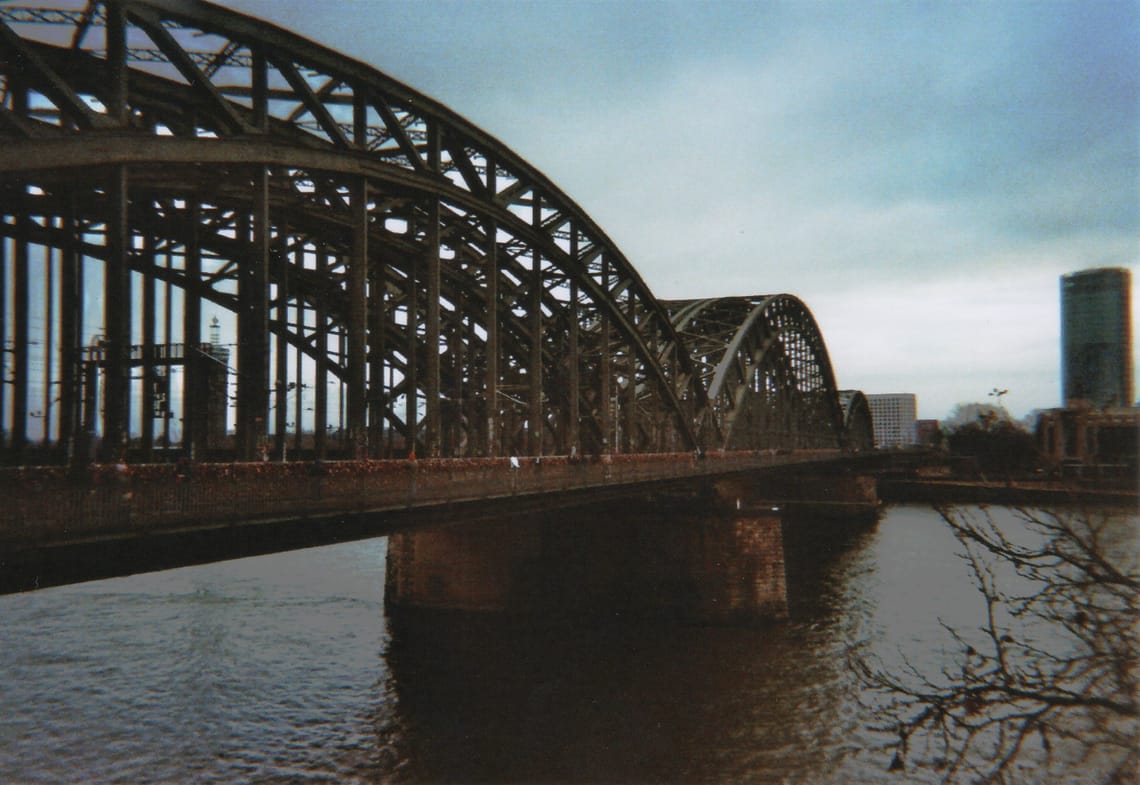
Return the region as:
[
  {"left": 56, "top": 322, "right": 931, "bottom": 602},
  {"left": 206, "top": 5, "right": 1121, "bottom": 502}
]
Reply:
[
  {"left": 314, "top": 249, "right": 328, "bottom": 459},
  {"left": 237, "top": 167, "right": 270, "bottom": 460},
  {"left": 158, "top": 248, "right": 171, "bottom": 451},
  {"left": 404, "top": 214, "right": 418, "bottom": 455},
  {"left": 59, "top": 202, "right": 79, "bottom": 462},
  {"left": 424, "top": 211, "right": 440, "bottom": 456},
  {"left": 161, "top": 249, "right": 173, "bottom": 449},
  {"left": 102, "top": 166, "right": 130, "bottom": 460},
  {"left": 424, "top": 125, "right": 441, "bottom": 456},
  {"left": 255, "top": 47, "right": 286, "bottom": 459},
  {"left": 454, "top": 317, "right": 469, "bottom": 456},
  {"left": 293, "top": 249, "right": 304, "bottom": 455},
  {"left": 367, "top": 257, "right": 386, "bottom": 457},
  {"left": 528, "top": 195, "right": 543, "bottom": 456},
  {"left": 599, "top": 256, "right": 612, "bottom": 454},
  {"left": 82, "top": 363, "right": 98, "bottom": 444},
  {"left": 75, "top": 220, "right": 87, "bottom": 454},
  {"left": 251, "top": 48, "right": 268, "bottom": 132},
  {"left": 97, "top": 0, "right": 125, "bottom": 456},
  {"left": 654, "top": 323, "right": 666, "bottom": 452},
  {"left": 42, "top": 240, "right": 54, "bottom": 446},
  {"left": 105, "top": 0, "right": 127, "bottom": 125},
  {"left": 338, "top": 332, "right": 347, "bottom": 451},
  {"left": 623, "top": 289, "right": 636, "bottom": 452},
  {"left": 351, "top": 92, "right": 371, "bottom": 456},
  {"left": 3, "top": 82, "right": 24, "bottom": 454},
  {"left": 567, "top": 231, "right": 580, "bottom": 455},
  {"left": 12, "top": 214, "right": 29, "bottom": 458},
  {"left": 347, "top": 177, "right": 368, "bottom": 456},
  {"left": 273, "top": 221, "right": 289, "bottom": 460},
  {"left": 182, "top": 201, "right": 201, "bottom": 458},
  {"left": 141, "top": 234, "right": 156, "bottom": 458},
  {"left": 483, "top": 163, "right": 499, "bottom": 457},
  {"left": 0, "top": 233, "right": 6, "bottom": 450},
  {"left": 386, "top": 363, "right": 396, "bottom": 456}
]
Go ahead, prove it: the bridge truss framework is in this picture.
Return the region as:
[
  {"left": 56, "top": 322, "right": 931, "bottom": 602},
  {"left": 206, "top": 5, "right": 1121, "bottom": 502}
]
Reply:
[{"left": 0, "top": 0, "right": 873, "bottom": 463}]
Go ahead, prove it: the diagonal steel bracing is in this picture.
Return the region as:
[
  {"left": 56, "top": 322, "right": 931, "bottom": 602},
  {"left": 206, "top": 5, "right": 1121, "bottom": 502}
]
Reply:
[{"left": 0, "top": 1, "right": 863, "bottom": 464}]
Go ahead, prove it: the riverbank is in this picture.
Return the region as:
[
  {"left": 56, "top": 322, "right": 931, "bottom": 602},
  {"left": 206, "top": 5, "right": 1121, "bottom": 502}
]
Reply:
[{"left": 880, "top": 478, "right": 1138, "bottom": 508}]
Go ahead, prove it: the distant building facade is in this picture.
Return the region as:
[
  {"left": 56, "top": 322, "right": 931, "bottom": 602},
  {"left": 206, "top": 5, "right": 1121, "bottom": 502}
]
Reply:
[
  {"left": 915, "top": 419, "right": 941, "bottom": 447},
  {"left": 1061, "top": 267, "right": 1133, "bottom": 408},
  {"left": 1036, "top": 407, "right": 1139, "bottom": 481},
  {"left": 866, "top": 393, "right": 917, "bottom": 448}
]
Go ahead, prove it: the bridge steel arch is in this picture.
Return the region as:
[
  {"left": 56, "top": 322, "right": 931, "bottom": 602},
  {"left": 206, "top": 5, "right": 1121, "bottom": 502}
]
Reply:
[
  {"left": 666, "top": 296, "right": 849, "bottom": 452},
  {"left": 0, "top": 0, "right": 711, "bottom": 461},
  {"left": 839, "top": 390, "right": 875, "bottom": 453}
]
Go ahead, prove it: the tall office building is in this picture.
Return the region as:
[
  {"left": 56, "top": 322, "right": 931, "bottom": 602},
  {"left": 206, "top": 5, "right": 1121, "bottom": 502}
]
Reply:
[
  {"left": 866, "top": 393, "right": 917, "bottom": 448},
  {"left": 1060, "top": 267, "right": 1133, "bottom": 408}
]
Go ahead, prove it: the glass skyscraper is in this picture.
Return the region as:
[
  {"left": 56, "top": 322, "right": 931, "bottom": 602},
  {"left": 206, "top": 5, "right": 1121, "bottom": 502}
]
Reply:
[{"left": 1060, "top": 267, "right": 1134, "bottom": 408}]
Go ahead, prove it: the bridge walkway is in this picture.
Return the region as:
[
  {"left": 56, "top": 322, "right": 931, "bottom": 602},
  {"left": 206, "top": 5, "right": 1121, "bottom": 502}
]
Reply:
[{"left": 2, "top": 450, "right": 857, "bottom": 553}]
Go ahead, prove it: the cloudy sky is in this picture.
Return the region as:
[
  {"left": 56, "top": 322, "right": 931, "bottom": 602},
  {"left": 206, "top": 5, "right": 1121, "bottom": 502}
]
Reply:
[{"left": 228, "top": 0, "right": 1138, "bottom": 421}]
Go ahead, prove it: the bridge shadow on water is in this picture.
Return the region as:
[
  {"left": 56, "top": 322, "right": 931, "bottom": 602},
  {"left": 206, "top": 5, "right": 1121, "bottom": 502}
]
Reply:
[
  {"left": 780, "top": 507, "right": 883, "bottom": 617},
  {"left": 0, "top": 513, "right": 380, "bottom": 595},
  {"left": 380, "top": 505, "right": 883, "bottom": 784}
]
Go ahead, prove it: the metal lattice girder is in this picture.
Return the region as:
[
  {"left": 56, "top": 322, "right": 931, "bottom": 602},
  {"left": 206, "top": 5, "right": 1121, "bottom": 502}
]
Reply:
[
  {"left": 666, "top": 296, "right": 848, "bottom": 451},
  {"left": 0, "top": 0, "right": 710, "bottom": 459}
]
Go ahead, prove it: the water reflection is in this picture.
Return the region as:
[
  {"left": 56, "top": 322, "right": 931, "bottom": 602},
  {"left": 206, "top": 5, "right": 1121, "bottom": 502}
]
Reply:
[
  {"left": 389, "top": 614, "right": 836, "bottom": 783},
  {"left": 384, "top": 510, "right": 885, "bottom": 784},
  {"left": 1, "top": 504, "right": 1132, "bottom": 783}
]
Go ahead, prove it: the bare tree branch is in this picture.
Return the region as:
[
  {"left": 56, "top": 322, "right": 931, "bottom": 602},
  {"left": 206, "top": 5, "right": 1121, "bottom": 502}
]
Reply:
[{"left": 851, "top": 505, "right": 1138, "bottom": 784}]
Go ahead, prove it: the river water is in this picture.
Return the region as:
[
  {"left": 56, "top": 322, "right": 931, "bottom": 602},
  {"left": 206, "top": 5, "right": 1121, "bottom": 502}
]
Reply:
[{"left": 0, "top": 504, "right": 1134, "bottom": 784}]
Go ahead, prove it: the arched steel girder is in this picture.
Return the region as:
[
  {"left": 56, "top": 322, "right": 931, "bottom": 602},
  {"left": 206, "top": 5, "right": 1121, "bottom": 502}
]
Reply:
[
  {"left": 0, "top": 165, "right": 664, "bottom": 454},
  {"left": 666, "top": 296, "right": 847, "bottom": 451},
  {"left": 838, "top": 390, "right": 875, "bottom": 453},
  {"left": 0, "top": 0, "right": 710, "bottom": 457}
]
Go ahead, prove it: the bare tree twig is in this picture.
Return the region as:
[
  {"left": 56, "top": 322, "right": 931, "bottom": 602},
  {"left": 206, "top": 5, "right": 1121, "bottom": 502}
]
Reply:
[{"left": 850, "top": 505, "right": 1138, "bottom": 784}]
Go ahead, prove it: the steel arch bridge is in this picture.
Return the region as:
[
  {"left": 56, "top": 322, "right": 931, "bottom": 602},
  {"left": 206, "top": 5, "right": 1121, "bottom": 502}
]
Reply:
[{"left": 0, "top": 0, "right": 870, "bottom": 463}]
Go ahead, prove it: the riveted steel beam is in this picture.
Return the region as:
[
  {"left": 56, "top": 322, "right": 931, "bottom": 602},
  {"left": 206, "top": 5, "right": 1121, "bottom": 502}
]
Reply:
[
  {"left": 346, "top": 175, "right": 367, "bottom": 454},
  {"left": 58, "top": 200, "right": 80, "bottom": 462},
  {"left": 101, "top": 165, "right": 131, "bottom": 459}
]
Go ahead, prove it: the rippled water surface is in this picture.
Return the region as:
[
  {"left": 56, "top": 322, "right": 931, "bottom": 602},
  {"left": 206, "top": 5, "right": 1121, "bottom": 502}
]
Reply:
[{"left": 1, "top": 505, "right": 1133, "bottom": 783}]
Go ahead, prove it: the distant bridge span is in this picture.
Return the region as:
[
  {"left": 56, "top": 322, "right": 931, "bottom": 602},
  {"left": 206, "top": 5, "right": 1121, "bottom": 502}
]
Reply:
[{"left": 0, "top": 1, "right": 873, "bottom": 466}]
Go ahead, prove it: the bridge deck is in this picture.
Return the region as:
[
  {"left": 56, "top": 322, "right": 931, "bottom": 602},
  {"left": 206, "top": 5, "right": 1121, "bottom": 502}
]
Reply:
[{"left": 1, "top": 450, "right": 854, "bottom": 553}]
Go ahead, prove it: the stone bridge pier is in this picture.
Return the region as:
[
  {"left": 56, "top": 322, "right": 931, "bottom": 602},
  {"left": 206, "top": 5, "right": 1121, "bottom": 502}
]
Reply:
[{"left": 384, "top": 469, "right": 879, "bottom": 624}]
